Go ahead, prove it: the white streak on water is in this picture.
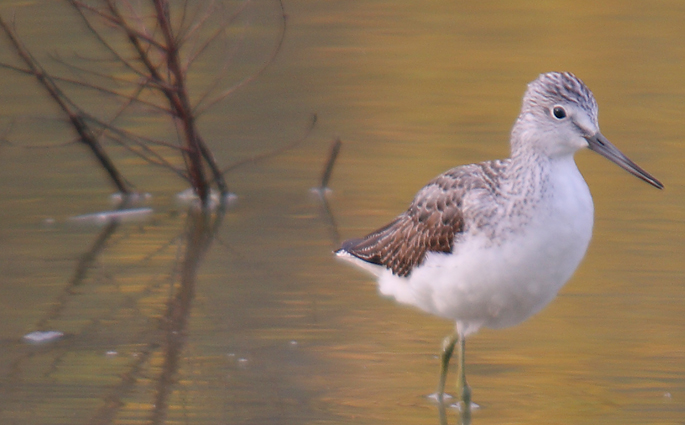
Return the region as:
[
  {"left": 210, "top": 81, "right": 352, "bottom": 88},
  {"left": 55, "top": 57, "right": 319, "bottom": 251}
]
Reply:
[{"left": 67, "top": 208, "right": 153, "bottom": 226}]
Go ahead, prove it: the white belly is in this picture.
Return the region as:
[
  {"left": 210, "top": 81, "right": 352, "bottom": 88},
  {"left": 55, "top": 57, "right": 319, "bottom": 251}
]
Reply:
[{"left": 377, "top": 160, "right": 594, "bottom": 335}]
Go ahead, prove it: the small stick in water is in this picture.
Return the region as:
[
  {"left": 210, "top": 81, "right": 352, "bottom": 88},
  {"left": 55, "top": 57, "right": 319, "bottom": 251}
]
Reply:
[{"left": 320, "top": 138, "right": 342, "bottom": 190}]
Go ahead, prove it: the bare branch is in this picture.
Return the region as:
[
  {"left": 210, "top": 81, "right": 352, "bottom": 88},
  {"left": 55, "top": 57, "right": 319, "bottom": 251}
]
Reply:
[
  {"left": 320, "top": 138, "right": 342, "bottom": 189},
  {"left": 194, "top": 0, "right": 287, "bottom": 116},
  {"left": 119, "top": 0, "right": 154, "bottom": 39},
  {"left": 80, "top": 113, "right": 185, "bottom": 151},
  {"left": 220, "top": 114, "right": 317, "bottom": 176},
  {"left": 68, "top": 0, "right": 148, "bottom": 78},
  {"left": 3, "top": 52, "right": 171, "bottom": 118},
  {"left": 0, "top": 117, "right": 79, "bottom": 149},
  {"left": 176, "top": 0, "right": 216, "bottom": 44},
  {"left": 185, "top": 25, "right": 246, "bottom": 110},
  {"left": 42, "top": 59, "right": 174, "bottom": 115},
  {"left": 0, "top": 61, "right": 32, "bottom": 75},
  {"left": 2, "top": 0, "right": 292, "bottom": 205},
  {"left": 49, "top": 51, "right": 158, "bottom": 89},
  {"left": 182, "top": 7, "right": 241, "bottom": 71},
  {"left": 105, "top": 133, "right": 188, "bottom": 180},
  {"left": 72, "top": 0, "right": 168, "bottom": 51},
  {"left": 0, "top": 13, "right": 129, "bottom": 193},
  {"left": 92, "top": 79, "right": 151, "bottom": 143},
  {"left": 177, "top": 0, "right": 193, "bottom": 39}
]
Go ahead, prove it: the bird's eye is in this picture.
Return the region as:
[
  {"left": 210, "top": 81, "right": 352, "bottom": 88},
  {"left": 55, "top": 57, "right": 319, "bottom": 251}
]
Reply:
[{"left": 552, "top": 106, "right": 567, "bottom": 119}]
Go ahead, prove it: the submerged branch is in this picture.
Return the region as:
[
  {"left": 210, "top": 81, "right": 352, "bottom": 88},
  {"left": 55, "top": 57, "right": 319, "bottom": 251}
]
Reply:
[
  {"left": 319, "top": 138, "right": 341, "bottom": 189},
  {"left": 0, "top": 14, "right": 129, "bottom": 193},
  {"left": 152, "top": 0, "right": 210, "bottom": 202},
  {"left": 1, "top": 0, "right": 295, "bottom": 205}
]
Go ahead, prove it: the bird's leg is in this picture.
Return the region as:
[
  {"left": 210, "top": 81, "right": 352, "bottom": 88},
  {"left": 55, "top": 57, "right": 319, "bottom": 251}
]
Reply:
[
  {"left": 437, "top": 333, "right": 458, "bottom": 402},
  {"left": 457, "top": 331, "right": 472, "bottom": 410}
]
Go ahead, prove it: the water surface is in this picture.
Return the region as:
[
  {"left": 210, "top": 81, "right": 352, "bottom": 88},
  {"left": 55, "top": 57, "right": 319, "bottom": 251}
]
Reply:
[{"left": 0, "top": 1, "right": 683, "bottom": 424}]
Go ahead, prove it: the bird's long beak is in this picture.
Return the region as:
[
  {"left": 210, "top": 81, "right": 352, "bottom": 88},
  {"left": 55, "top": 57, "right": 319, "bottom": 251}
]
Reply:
[{"left": 585, "top": 132, "right": 663, "bottom": 189}]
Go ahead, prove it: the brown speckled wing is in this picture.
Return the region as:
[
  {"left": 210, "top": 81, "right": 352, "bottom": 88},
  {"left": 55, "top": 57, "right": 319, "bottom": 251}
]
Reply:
[{"left": 339, "top": 161, "right": 506, "bottom": 277}]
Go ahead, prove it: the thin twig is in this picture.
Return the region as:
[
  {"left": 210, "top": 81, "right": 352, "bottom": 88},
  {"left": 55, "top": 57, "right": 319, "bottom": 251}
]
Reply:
[
  {"left": 0, "top": 14, "right": 129, "bottom": 193},
  {"left": 0, "top": 61, "right": 31, "bottom": 74},
  {"left": 193, "top": 0, "right": 287, "bottom": 116},
  {"left": 41, "top": 60, "right": 173, "bottom": 114},
  {"left": 185, "top": 12, "right": 249, "bottom": 105},
  {"left": 80, "top": 112, "right": 184, "bottom": 151},
  {"left": 176, "top": 0, "right": 194, "bottom": 40},
  {"left": 68, "top": 0, "right": 148, "bottom": 79},
  {"left": 2, "top": 57, "right": 168, "bottom": 114},
  {"left": 176, "top": 0, "right": 218, "bottom": 45},
  {"left": 182, "top": 6, "right": 245, "bottom": 74},
  {"left": 181, "top": 0, "right": 251, "bottom": 70},
  {"left": 50, "top": 51, "right": 167, "bottom": 91},
  {"left": 220, "top": 114, "right": 317, "bottom": 175},
  {"left": 320, "top": 138, "right": 341, "bottom": 189},
  {"left": 72, "top": 1, "right": 168, "bottom": 51},
  {"left": 105, "top": 133, "right": 188, "bottom": 180}
]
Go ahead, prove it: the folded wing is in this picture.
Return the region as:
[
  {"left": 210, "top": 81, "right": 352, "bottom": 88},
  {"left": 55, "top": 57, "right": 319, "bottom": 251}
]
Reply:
[{"left": 337, "top": 161, "right": 506, "bottom": 277}]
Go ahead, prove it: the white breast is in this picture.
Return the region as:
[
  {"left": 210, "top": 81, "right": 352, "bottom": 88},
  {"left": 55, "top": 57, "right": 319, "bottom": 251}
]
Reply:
[{"left": 377, "top": 156, "right": 594, "bottom": 334}]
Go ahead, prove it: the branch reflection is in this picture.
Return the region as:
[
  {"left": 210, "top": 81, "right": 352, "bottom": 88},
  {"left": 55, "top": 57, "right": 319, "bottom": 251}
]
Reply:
[
  {"left": 151, "top": 207, "right": 224, "bottom": 424},
  {"left": 4, "top": 205, "right": 226, "bottom": 425}
]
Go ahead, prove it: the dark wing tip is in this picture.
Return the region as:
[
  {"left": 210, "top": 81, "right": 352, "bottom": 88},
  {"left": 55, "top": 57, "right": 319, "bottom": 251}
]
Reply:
[
  {"left": 335, "top": 235, "right": 387, "bottom": 270},
  {"left": 334, "top": 238, "right": 363, "bottom": 256},
  {"left": 339, "top": 238, "right": 364, "bottom": 252},
  {"left": 337, "top": 236, "right": 376, "bottom": 256}
]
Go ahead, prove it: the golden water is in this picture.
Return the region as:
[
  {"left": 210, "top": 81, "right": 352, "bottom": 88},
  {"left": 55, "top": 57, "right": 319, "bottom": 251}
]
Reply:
[{"left": 0, "top": 0, "right": 683, "bottom": 424}]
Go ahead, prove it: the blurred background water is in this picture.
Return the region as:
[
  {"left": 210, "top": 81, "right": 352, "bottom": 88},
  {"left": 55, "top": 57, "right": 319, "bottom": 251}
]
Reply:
[{"left": 0, "top": 0, "right": 683, "bottom": 424}]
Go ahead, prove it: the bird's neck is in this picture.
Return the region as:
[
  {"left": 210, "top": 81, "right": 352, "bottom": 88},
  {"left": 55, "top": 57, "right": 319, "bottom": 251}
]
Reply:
[{"left": 502, "top": 144, "right": 551, "bottom": 197}]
